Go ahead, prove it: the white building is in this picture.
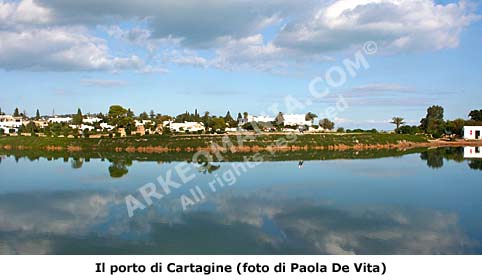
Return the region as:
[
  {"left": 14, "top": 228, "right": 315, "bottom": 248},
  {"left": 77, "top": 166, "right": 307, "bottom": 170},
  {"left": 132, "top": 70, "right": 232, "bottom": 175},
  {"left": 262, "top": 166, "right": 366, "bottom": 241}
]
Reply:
[
  {"left": 463, "top": 126, "right": 482, "bottom": 140},
  {"left": 169, "top": 122, "right": 205, "bottom": 133},
  {"left": 0, "top": 115, "right": 24, "bottom": 133},
  {"left": 100, "top": 123, "right": 115, "bottom": 131},
  {"left": 32, "top": 120, "right": 49, "bottom": 128},
  {"left": 135, "top": 120, "right": 153, "bottom": 127},
  {"left": 464, "top": 147, "right": 482, "bottom": 159},
  {"left": 83, "top": 117, "right": 102, "bottom": 124},
  {"left": 225, "top": 127, "right": 239, "bottom": 132},
  {"left": 284, "top": 114, "right": 312, "bottom": 127},
  {"left": 48, "top": 117, "right": 72, "bottom": 124},
  {"left": 247, "top": 115, "right": 275, "bottom": 123}
]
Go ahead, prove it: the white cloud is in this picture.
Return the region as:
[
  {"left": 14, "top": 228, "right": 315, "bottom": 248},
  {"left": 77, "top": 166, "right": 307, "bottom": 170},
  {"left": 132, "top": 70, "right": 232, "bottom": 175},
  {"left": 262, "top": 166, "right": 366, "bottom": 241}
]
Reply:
[
  {"left": 206, "top": 34, "right": 332, "bottom": 72},
  {"left": 138, "top": 65, "right": 169, "bottom": 74},
  {"left": 211, "top": 196, "right": 476, "bottom": 254},
  {"left": 12, "top": 0, "right": 51, "bottom": 24},
  {"left": 0, "top": 26, "right": 158, "bottom": 72},
  {"left": 351, "top": 83, "right": 416, "bottom": 93},
  {"left": 0, "top": 0, "right": 479, "bottom": 72},
  {"left": 81, "top": 79, "right": 129, "bottom": 88},
  {"left": 37, "top": 0, "right": 299, "bottom": 47},
  {"left": 0, "top": 1, "right": 167, "bottom": 72},
  {"left": 0, "top": 0, "right": 51, "bottom": 26},
  {"left": 212, "top": 34, "right": 288, "bottom": 71},
  {"left": 0, "top": 192, "right": 116, "bottom": 236},
  {"left": 275, "top": 0, "right": 480, "bottom": 53},
  {"left": 163, "top": 49, "right": 208, "bottom": 67},
  {"left": 106, "top": 25, "right": 181, "bottom": 54}
]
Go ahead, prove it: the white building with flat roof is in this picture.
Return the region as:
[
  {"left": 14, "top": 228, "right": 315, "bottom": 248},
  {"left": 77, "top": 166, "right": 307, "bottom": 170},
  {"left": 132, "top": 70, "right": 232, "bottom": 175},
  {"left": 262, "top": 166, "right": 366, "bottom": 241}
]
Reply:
[
  {"left": 169, "top": 122, "right": 205, "bottom": 133},
  {"left": 463, "top": 126, "right": 482, "bottom": 140},
  {"left": 48, "top": 117, "right": 72, "bottom": 124},
  {"left": 0, "top": 115, "right": 24, "bottom": 133},
  {"left": 83, "top": 117, "right": 102, "bottom": 124},
  {"left": 135, "top": 120, "right": 153, "bottom": 127},
  {"left": 247, "top": 115, "right": 275, "bottom": 123},
  {"left": 284, "top": 114, "right": 312, "bottom": 127},
  {"left": 100, "top": 123, "right": 115, "bottom": 131}
]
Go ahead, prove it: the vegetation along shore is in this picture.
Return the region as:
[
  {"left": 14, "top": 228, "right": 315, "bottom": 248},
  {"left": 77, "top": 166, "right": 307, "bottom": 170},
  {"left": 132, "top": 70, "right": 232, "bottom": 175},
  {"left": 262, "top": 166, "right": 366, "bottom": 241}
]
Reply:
[
  {"left": 1, "top": 133, "right": 481, "bottom": 157},
  {"left": 1, "top": 105, "right": 481, "bottom": 158}
]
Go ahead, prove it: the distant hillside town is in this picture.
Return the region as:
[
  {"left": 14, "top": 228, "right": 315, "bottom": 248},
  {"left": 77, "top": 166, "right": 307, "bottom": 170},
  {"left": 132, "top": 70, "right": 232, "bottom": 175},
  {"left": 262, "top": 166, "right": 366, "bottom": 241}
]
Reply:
[
  {"left": 0, "top": 106, "right": 336, "bottom": 138},
  {"left": 0, "top": 105, "right": 481, "bottom": 140}
]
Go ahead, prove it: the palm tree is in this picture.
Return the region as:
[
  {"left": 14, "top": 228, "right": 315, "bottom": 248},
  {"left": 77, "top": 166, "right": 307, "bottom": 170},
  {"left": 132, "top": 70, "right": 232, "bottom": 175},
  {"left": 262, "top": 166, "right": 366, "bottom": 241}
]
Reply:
[
  {"left": 390, "top": 117, "right": 405, "bottom": 131},
  {"left": 305, "top": 112, "right": 318, "bottom": 124}
]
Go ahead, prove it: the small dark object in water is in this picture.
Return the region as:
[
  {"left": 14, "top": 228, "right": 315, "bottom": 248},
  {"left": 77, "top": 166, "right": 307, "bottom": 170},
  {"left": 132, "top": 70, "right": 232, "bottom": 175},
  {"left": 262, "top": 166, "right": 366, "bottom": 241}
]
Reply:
[{"left": 298, "top": 160, "right": 304, "bottom": 168}]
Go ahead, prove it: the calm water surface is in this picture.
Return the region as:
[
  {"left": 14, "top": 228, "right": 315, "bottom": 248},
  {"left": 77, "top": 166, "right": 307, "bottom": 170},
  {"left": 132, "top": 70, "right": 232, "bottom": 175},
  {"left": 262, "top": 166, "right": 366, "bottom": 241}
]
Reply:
[{"left": 0, "top": 148, "right": 481, "bottom": 254}]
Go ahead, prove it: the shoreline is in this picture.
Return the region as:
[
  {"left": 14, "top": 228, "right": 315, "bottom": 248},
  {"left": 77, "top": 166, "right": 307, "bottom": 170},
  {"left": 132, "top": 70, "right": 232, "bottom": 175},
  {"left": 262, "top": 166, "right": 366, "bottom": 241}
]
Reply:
[{"left": 0, "top": 134, "right": 481, "bottom": 155}]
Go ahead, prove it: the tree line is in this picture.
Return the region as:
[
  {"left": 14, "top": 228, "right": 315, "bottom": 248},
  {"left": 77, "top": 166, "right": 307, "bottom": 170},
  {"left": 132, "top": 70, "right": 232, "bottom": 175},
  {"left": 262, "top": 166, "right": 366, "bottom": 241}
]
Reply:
[
  {"left": 391, "top": 106, "right": 482, "bottom": 138},
  {"left": 1, "top": 105, "right": 337, "bottom": 136}
]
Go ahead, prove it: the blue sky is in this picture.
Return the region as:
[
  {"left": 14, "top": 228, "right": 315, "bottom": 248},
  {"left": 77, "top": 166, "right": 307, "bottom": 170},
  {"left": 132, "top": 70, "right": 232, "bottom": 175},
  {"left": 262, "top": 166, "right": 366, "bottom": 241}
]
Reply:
[{"left": 0, "top": 0, "right": 481, "bottom": 129}]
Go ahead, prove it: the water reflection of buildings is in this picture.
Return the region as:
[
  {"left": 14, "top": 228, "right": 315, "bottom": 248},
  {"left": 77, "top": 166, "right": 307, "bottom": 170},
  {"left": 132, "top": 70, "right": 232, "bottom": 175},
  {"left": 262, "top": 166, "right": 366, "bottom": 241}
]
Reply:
[{"left": 464, "top": 147, "right": 482, "bottom": 159}]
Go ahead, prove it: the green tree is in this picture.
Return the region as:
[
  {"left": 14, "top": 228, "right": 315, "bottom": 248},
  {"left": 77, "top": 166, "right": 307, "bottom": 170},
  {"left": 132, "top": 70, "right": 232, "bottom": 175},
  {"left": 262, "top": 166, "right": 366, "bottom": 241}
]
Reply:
[
  {"left": 108, "top": 105, "right": 134, "bottom": 129},
  {"left": 175, "top": 110, "right": 203, "bottom": 123},
  {"left": 139, "top": 111, "right": 149, "bottom": 120},
  {"left": 127, "top": 108, "right": 135, "bottom": 118},
  {"left": 194, "top": 109, "right": 200, "bottom": 121},
  {"left": 468, "top": 110, "right": 482, "bottom": 121},
  {"left": 319, "top": 118, "right": 335, "bottom": 130},
  {"left": 72, "top": 108, "right": 83, "bottom": 126},
  {"left": 224, "top": 111, "right": 233, "bottom": 122},
  {"left": 24, "top": 122, "right": 38, "bottom": 134},
  {"left": 445, "top": 119, "right": 466, "bottom": 136},
  {"left": 275, "top": 112, "right": 284, "bottom": 126},
  {"left": 13, "top": 108, "right": 20, "bottom": 117},
  {"left": 149, "top": 110, "right": 156, "bottom": 119},
  {"left": 35, "top": 109, "right": 41, "bottom": 120},
  {"left": 305, "top": 112, "right": 318, "bottom": 124},
  {"left": 202, "top": 111, "right": 211, "bottom": 127},
  {"left": 224, "top": 111, "right": 237, "bottom": 127},
  {"left": 0, "top": 107, "right": 4, "bottom": 115},
  {"left": 390, "top": 117, "right": 405, "bottom": 131},
  {"left": 156, "top": 114, "right": 172, "bottom": 123},
  {"left": 210, "top": 117, "right": 226, "bottom": 132},
  {"left": 420, "top": 105, "right": 445, "bottom": 137},
  {"left": 397, "top": 125, "right": 421, "bottom": 135}
]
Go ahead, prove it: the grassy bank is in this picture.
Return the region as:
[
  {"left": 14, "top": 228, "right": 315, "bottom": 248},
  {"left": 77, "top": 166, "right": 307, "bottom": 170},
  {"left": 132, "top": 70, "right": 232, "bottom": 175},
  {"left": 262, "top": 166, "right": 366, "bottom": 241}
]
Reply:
[{"left": 0, "top": 133, "right": 428, "bottom": 153}]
